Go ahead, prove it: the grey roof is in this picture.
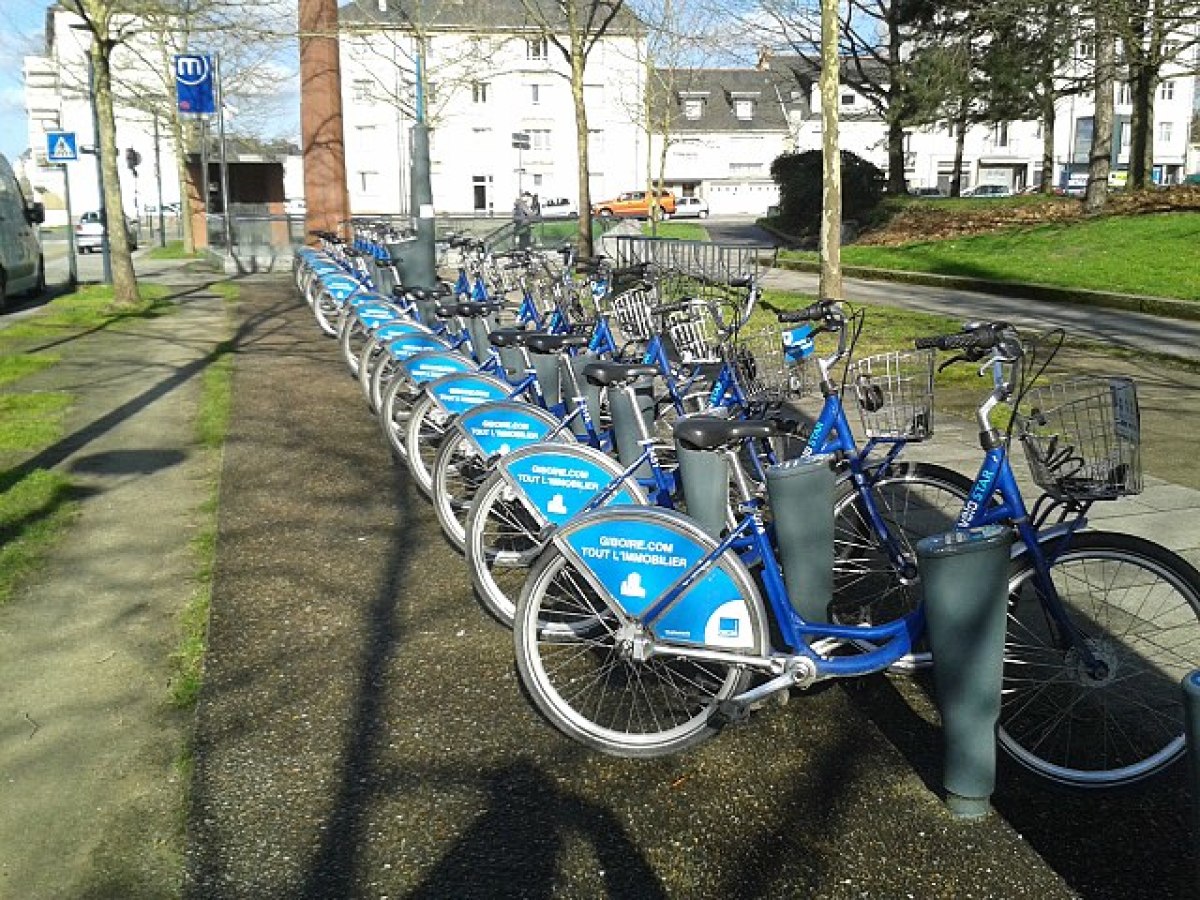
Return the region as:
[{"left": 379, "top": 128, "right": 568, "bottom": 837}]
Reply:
[
  {"left": 649, "top": 68, "right": 808, "bottom": 133},
  {"left": 340, "top": 0, "right": 643, "bottom": 35},
  {"left": 760, "top": 53, "right": 891, "bottom": 93}
]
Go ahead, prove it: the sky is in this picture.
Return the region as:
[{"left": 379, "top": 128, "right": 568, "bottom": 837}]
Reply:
[{"left": 0, "top": 2, "right": 47, "bottom": 161}]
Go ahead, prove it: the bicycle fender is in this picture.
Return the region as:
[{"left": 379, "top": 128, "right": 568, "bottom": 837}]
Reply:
[
  {"left": 319, "top": 273, "right": 366, "bottom": 303},
  {"left": 353, "top": 303, "right": 401, "bottom": 326},
  {"left": 555, "top": 506, "right": 765, "bottom": 651},
  {"left": 496, "top": 443, "right": 646, "bottom": 529},
  {"left": 425, "top": 372, "right": 511, "bottom": 416},
  {"left": 385, "top": 333, "right": 453, "bottom": 361},
  {"left": 451, "top": 401, "right": 562, "bottom": 459},
  {"left": 374, "top": 321, "right": 429, "bottom": 341},
  {"left": 400, "top": 350, "right": 476, "bottom": 384}
]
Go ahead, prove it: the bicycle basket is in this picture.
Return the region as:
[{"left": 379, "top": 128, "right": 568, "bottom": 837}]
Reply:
[
  {"left": 723, "top": 323, "right": 813, "bottom": 403},
  {"left": 667, "top": 303, "right": 721, "bottom": 364},
  {"left": 846, "top": 349, "right": 935, "bottom": 441},
  {"left": 609, "top": 287, "right": 657, "bottom": 343},
  {"left": 1018, "top": 376, "right": 1142, "bottom": 501}
]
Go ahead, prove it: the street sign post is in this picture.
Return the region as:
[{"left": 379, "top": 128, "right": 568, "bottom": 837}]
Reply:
[
  {"left": 175, "top": 54, "right": 216, "bottom": 115},
  {"left": 46, "top": 131, "right": 79, "bottom": 284}
]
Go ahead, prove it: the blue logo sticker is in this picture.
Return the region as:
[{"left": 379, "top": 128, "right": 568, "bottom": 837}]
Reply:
[
  {"left": 403, "top": 351, "right": 475, "bottom": 384},
  {"left": 456, "top": 404, "right": 557, "bottom": 458},
  {"left": 502, "top": 449, "right": 639, "bottom": 527},
  {"left": 783, "top": 325, "right": 815, "bottom": 362},
  {"left": 559, "top": 514, "right": 755, "bottom": 648},
  {"left": 388, "top": 334, "right": 452, "bottom": 361},
  {"left": 428, "top": 374, "right": 509, "bottom": 415}
]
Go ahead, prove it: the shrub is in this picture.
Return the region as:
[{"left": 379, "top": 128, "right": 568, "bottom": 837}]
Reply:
[{"left": 769, "top": 150, "right": 885, "bottom": 237}]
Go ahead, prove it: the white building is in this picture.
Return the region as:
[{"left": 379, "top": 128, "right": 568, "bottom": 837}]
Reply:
[
  {"left": 23, "top": 7, "right": 185, "bottom": 228},
  {"left": 338, "top": 0, "right": 648, "bottom": 217}
]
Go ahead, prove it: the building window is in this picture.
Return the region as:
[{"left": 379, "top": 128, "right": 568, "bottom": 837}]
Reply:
[
  {"left": 1160, "top": 80, "right": 1175, "bottom": 100},
  {"left": 353, "top": 79, "right": 373, "bottom": 102},
  {"left": 840, "top": 93, "right": 856, "bottom": 106},
  {"left": 683, "top": 98, "right": 703, "bottom": 120},
  {"left": 528, "top": 83, "right": 541, "bottom": 105},
  {"left": 734, "top": 99, "right": 754, "bottom": 120},
  {"left": 1078, "top": 40, "right": 1094, "bottom": 59},
  {"left": 992, "top": 121, "right": 1009, "bottom": 148},
  {"left": 729, "top": 162, "right": 762, "bottom": 175},
  {"left": 1159, "top": 121, "right": 1174, "bottom": 143},
  {"left": 1117, "top": 82, "right": 1130, "bottom": 105},
  {"left": 529, "top": 128, "right": 551, "bottom": 151},
  {"left": 527, "top": 37, "right": 548, "bottom": 60},
  {"left": 473, "top": 82, "right": 489, "bottom": 103},
  {"left": 358, "top": 170, "right": 378, "bottom": 193},
  {"left": 588, "top": 128, "right": 604, "bottom": 155}
]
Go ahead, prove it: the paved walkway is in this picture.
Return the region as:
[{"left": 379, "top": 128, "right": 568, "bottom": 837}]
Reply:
[
  {"left": 183, "top": 275, "right": 1193, "bottom": 898},
  {"left": 2, "top": 258, "right": 1197, "bottom": 898}
]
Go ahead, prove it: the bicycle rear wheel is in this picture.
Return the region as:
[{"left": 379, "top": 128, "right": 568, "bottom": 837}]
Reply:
[
  {"left": 431, "top": 434, "right": 492, "bottom": 552},
  {"left": 513, "top": 547, "right": 762, "bottom": 757},
  {"left": 404, "top": 394, "right": 450, "bottom": 497},
  {"left": 465, "top": 470, "right": 544, "bottom": 627},
  {"left": 1002, "top": 530, "right": 1200, "bottom": 787}
]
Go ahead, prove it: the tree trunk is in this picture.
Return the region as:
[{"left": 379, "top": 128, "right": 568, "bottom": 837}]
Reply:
[
  {"left": 950, "top": 107, "right": 967, "bottom": 197},
  {"left": 818, "top": 0, "right": 842, "bottom": 301},
  {"left": 1084, "top": 2, "right": 1116, "bottom": 214},
  {"left": 1128, "top": 63, "right": 1156, "bottom": 189},
  {"left": 569, "top": 32, "right": 594, "bottom": 257},
  {"left": 1040, "top": 84, "right": 1056, "bottom": 193},
  {"left": 92, "top": 42, "right": 140, "bottom": 306}
]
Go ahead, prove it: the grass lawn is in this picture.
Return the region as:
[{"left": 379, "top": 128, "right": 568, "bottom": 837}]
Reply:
[
  {"left": 781, "top": 211, "right": 1200, "bottom": 301},
  {"left": 146, "top": 240, "right": 204, "bottom": 260}
]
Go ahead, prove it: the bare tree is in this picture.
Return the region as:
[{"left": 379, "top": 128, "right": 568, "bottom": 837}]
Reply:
[
  {"left": 61, "top": 0, "right": 140, "bottom": 306},
  {"left": 520, "top": 0, "right": 633, "bottom": 256}
]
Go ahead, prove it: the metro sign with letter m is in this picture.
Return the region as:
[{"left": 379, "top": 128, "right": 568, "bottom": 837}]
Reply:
[{"left": 175, "top": 54, "right": 216, "bottom": 115}]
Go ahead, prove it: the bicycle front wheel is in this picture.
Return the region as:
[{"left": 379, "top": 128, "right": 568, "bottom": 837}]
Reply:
[
  {"left": 1002, "top": 530, "right": 1200, "bottom": 787},
  {"left": 514, "top": 547, "right": 761, "bottom": 757},
  {"left": 830, "top": 461, "right": 972, "bottom": 628},
  {"left": 404, "top": 394, "right": 451, "bottom": 497},
  {"left": 431, "top": 434, "right": 492, "bottom": 553}
]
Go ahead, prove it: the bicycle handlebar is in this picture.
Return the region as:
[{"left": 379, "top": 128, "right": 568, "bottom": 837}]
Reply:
[{"left": 914, "top": 322, "right": 1016, "bottom": 354}]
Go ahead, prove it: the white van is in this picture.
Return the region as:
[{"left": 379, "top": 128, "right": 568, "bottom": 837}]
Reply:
[{"left": 0, "top": 154, "right": 46, "bottom": 310}]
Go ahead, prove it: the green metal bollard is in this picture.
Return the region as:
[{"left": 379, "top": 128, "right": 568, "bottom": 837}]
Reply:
[
  {"left": 1183, "top": 670, "right": 1200, "bottom": 895},
  {"left": 917, "top": 524, "right": 1013, "bottom": 819},
  {"left": 608, "top": 379, "right": 656, "bottom": 477},
  {"left": 675, "top": 446, "right": 729, "bottom": 539},
  {"left": 764, "top": 455, "right": 835, "bottom": 624}
]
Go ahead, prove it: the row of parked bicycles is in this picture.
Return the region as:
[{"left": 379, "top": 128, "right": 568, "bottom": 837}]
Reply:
[{"left": 293, "top": 228, "right": 1200, "bottom": 789}]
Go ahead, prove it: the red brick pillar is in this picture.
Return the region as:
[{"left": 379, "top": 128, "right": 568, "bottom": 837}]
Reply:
[{"left": 299, "top": 0, "right": 351, "bottom": 242}]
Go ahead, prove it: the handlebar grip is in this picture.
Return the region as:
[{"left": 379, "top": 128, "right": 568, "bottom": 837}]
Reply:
[
  {"left": 774, "top": 301, "right": 829, "bottom": 323},
  {"left": 914, "top": 324, "right": 1004, "bottom": 351},
  {"left": 651, "top": 301, "right": 687, "bottom": 315}
]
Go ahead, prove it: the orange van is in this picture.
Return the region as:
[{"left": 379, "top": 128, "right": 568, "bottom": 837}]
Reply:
[{"left": 591, "top": 189, "right": 677, "bottom": 219}]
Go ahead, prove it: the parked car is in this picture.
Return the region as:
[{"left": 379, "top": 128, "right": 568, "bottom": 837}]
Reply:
[
  {"left": 672, "top": 196, "right": 709, "bottom": 219},
  {"left": 962, "top": 184, "right": 1013, "bottom": 198},
  {"left": 0, "top": 152, "right": 45, "bottom": 309},
  {"left": 76, "top": 210, "right": 139, "bottom": 253},
  {"left": 537, "top": 196, "right": 577, "bottom": 219},
  {"left": 591, "top": 189, "right": 677, "bottom": 219}
]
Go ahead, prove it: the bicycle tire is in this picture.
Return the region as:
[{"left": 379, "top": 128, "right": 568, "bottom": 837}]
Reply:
[
  {"left": 379, "top": 371, "right": 417, "bottom": 461},
  {"left": 464, "top": 469, "right": 546, "bottom": 626},
  {"left": 513, "top": 545, "right": 763, "bottom": 757},
  {"left": 358, "top": 335, "right": 384, "bottom": 410},
  {"left": 829, "top": 461, "right": 973, "bottom": 632},
  {"left": 1001, "top": 530, "right": 1200, "bottom": 787},
  {"left": 431, "top": 433, "right": 492, "bottom": 553},
  {"left": 312, "top": 287, "right": 341, "bottom": 337},
  {"left": 404, "top": 394, "right": 450, "bottom": 497},
  {"left": 339, "top": 314, "right": 369, "bottom": 377}
]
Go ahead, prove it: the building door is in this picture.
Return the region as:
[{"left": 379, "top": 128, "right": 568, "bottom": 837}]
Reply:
[{"left": 473, "top": 175, "right": 493, "bottom": 214}]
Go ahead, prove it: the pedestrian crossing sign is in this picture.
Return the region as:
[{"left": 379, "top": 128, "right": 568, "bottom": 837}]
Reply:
[{"left": 46, "top": 131, "right": 78, "bottom": 162}]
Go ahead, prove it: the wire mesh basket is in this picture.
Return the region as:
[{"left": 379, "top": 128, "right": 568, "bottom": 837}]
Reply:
[
  {"left": 666, "top": 303, "right": 721, "bottom": 364},
  {"left": 723, "top": 323, "right": 814, "bottom": 403},
  {"left": 846, "top": 349, "right": 935, "bottom": 441},
  {"left": 1018, "top": 376, "right": 1142, "bottom": 501},
  {"left": 608, "top": 286, "right": 658, "bottom": 343}
]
